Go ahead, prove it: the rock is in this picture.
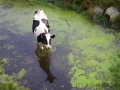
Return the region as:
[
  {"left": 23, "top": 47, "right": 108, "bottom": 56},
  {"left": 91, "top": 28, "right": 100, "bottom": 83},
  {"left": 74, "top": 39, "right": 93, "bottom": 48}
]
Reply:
[
  {"left": 94, "top": 6, "right": 103, "bottom": 16},
  {"left": 110, "top": 11, "right": 120, "bottom": 22},
  {"left": 106, "top": 6, "right": 117, "bottom": 16},
  {"left": 105, "top": 6, "right": 120, "bottom": 22}
]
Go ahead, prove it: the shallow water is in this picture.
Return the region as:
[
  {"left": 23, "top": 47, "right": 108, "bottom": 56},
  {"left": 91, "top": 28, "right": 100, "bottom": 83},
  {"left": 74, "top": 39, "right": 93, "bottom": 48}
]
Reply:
[{"left": 0, "top": 0, "right": 120, "bottom": 90}]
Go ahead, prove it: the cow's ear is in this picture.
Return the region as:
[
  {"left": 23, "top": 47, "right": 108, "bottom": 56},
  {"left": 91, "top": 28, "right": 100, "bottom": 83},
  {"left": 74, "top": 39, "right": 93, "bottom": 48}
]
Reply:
[
  {"left": 51, "top": 35, "right": 55, "bottom": 38},
  {"left": 34, "top": 11, "right": 37, "bottom": 14}
]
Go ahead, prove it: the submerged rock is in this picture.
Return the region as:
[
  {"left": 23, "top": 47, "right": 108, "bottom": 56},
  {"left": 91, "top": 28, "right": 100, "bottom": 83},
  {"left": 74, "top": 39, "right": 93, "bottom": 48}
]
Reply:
[{"left": 105, "top": 6, "right": 120, "bottom": 22}]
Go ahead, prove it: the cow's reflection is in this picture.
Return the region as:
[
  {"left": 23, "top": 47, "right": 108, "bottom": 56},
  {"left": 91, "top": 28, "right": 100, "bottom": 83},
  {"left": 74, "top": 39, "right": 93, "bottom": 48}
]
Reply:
[{"left": 35, "top": 43, "right": 57, "bottom": 83}]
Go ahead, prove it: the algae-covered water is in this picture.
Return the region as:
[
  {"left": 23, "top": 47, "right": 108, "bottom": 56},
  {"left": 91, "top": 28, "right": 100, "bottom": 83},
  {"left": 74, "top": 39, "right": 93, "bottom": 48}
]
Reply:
[{"left": 0, "top": 0, "right": 120, "bottom": 90}]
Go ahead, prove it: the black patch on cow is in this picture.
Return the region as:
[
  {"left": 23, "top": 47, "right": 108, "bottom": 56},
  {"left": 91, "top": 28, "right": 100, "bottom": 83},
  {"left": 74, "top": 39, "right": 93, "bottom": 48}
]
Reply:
[
  {"left": 48, "top": 29, "right": 50, "bottom": 33},
  {"left": 32, "top": 20, "right": 40, "bottom": 33},
  {"left": 46, "top": 24, "right": 50, "bottom": 29},
  {"left": 37, "top": 33, "right": 48, "bottom": 45}
]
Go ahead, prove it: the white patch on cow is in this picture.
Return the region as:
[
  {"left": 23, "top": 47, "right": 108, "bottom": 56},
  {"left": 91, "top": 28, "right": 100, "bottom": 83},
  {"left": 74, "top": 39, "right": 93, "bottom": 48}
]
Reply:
[
  {"left": 40, "top": 10, "right": 48, "bottom": 19},
  {"left": 45, "top": 33, "right": 52, "bottom": 49},
  {"left": 34, "top": 23, "right": 48, "bottom": 38},
  {"left": 33, "top": 10, "right": 49, "bottom": 38},
  {"left": 33, "top": 10, "right": 48, "bottom": 20}
]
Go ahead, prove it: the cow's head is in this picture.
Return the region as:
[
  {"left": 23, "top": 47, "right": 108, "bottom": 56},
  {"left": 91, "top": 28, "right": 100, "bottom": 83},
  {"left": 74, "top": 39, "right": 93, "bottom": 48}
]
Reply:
[
  {"left": 33, "top": 10, "right": 47, "bottom": 20},
  {"left": 40, "top": 31, "right": 55, "bottom": 49}
]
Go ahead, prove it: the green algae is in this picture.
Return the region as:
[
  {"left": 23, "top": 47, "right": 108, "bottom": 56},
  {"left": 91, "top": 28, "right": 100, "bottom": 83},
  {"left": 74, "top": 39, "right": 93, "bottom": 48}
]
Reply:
[
  {"left": 67, "top": 18, "right": 119, "bottom": 89},
  {"left": 52, "top": 32, "right": 66, "bottom": 46},
  {"left": 0, "top": 35, "right": 8, "bottom": 40},
  {"left": 17, "top": 69, "right": 27, "bottom": 79},
  {"left": 3, "top": 44, "right": 14, "bottom": 49},
  {"left": 0, "top": 58, "right": 8, "bottom": 75},
  {"left": 0, "top": 1, "right": 33, "bottom": 35},
  {"left": 0, "top": 58, "right": 8, "bottom": 66},
  {"left": 42, "top": 4, "right": 120, "bottom": 88}
]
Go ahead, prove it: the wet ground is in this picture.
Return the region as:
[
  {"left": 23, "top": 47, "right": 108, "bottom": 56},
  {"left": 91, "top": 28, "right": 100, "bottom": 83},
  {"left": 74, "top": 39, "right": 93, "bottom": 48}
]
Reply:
[{"left": 0, "top": 0, "right": 120, "bottom": 90}]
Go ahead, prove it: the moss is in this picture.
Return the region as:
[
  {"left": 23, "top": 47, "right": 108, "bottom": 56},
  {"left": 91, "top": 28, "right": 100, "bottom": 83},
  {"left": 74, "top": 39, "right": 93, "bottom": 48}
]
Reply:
[{"left": 17, "top": 69, "right": 27, "bottom": 79}]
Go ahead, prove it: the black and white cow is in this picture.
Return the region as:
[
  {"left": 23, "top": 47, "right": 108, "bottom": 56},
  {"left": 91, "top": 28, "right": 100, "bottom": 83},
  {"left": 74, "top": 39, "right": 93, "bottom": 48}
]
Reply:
[{"left": 32, "top": 10, "right": 55, "bottom": 49}]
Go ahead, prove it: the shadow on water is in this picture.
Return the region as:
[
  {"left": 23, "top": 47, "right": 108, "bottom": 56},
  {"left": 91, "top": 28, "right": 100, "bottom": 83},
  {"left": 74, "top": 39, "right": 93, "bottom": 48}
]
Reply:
[{"left": 35, "top": 43, "right": 57, "bottom": 83}]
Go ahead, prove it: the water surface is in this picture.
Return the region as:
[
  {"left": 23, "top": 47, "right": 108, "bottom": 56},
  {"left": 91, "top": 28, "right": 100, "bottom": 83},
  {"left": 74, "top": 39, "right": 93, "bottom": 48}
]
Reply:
[{"left": 0, "top": 0, "right": 120, "bottom": 90}]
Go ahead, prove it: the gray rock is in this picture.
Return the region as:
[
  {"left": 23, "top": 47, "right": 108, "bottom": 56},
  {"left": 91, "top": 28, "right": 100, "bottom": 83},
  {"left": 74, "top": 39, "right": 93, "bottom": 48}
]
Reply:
[
  {"left": 94, "top": 6, "right": 103, "bottom": 16},
  {"left": 105, "top": 6, "right": 120, "bottom": 22}
]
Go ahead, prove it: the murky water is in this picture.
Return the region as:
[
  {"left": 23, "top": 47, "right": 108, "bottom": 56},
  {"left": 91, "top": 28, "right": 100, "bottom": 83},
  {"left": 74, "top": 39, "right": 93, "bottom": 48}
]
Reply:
[{"left": 0, "top": 0, "right": 120, "bottom": 90}]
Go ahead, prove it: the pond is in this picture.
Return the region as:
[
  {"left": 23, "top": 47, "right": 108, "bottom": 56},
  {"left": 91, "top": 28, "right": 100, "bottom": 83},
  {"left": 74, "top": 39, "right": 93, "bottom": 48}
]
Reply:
[{"left": 0, "top": 0, "right": 120, "bottom": 90}]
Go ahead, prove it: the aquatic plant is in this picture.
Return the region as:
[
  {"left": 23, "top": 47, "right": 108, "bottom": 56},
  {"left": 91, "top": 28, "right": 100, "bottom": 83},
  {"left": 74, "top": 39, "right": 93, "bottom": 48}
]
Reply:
[
  {"left": 0, "top": 81, "right": 29, "bottom": 90},
  {"left": 0, "top": 58, "right": 8, "bottom": 74},
  {"left": 0, "top": 58, "right": 29, "bottom": 90},
  {"left": 3, "top": 44, "right": 15, "bottom": 50},
  {"left": 0, "top": 35, "right": 8, "bottom": 40},
  {"left": 17, "top": 69, "right": 27, "bottom": 79}
]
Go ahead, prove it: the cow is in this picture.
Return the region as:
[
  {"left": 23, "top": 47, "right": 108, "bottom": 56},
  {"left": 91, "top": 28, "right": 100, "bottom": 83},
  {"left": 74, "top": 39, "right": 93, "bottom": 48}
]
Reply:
[{"left": 32, "top": 10, "right": 55, "bottom": 49}]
